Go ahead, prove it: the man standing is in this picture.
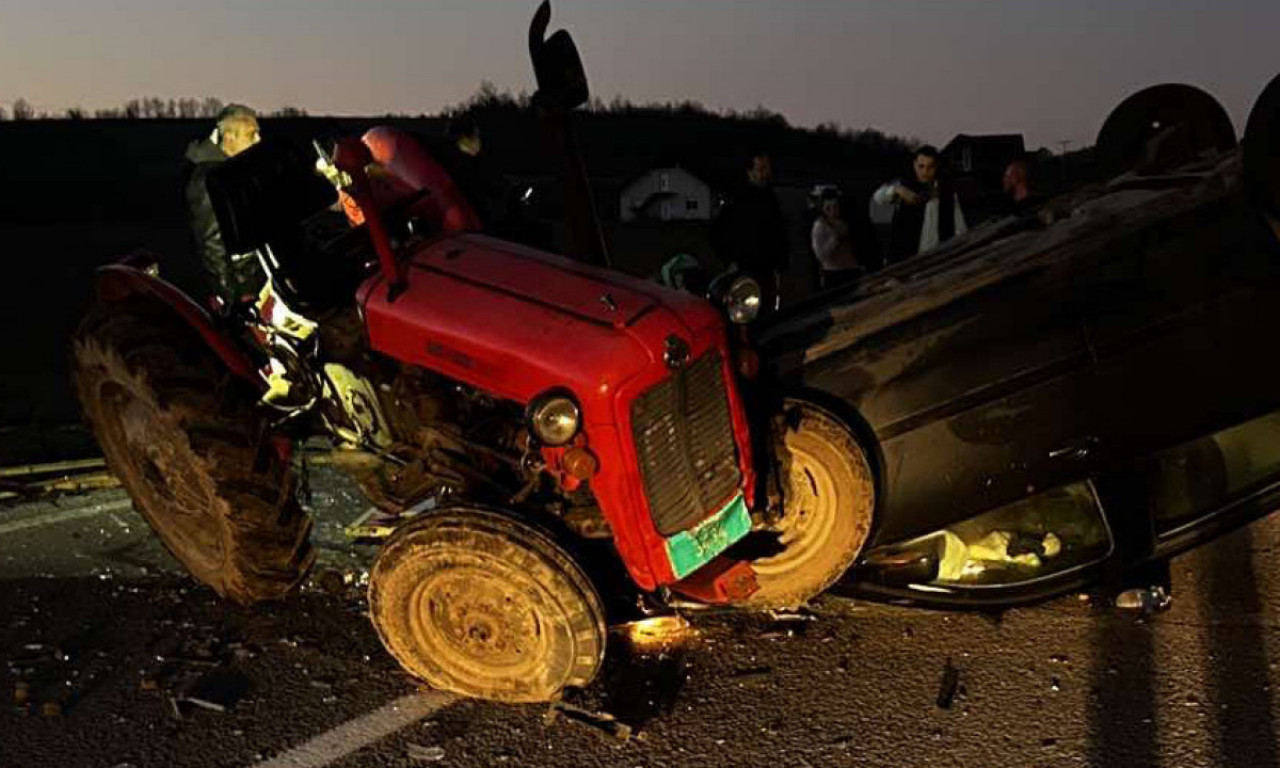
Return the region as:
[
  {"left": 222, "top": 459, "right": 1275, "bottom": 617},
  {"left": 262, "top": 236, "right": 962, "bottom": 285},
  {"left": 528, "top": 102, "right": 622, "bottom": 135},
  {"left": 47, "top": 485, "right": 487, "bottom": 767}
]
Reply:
[
  {"left": 873, "top": 145, "right": 967, "bottom": 264},
  {"left": 712, "top": 151, "right": 788, "bottom": 313},
  {"left": 182, "top": 104, "right": 263, "bottom": 307},
  {"left": 1001, "top": 158, "right": 1043, "bottom": 217}
]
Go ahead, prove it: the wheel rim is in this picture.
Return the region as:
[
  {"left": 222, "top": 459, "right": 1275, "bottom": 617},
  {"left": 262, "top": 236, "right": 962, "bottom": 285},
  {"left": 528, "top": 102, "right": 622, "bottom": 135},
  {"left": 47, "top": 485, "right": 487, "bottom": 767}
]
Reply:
[
  {"left": 96, "top": 377, "right": 226, "bottom": 573},
  {"left": 398, "top": 550, "right": 584, "bottom": 694},
  {"left": 752, "top": 432, "right": 844, "bottom": 579}
]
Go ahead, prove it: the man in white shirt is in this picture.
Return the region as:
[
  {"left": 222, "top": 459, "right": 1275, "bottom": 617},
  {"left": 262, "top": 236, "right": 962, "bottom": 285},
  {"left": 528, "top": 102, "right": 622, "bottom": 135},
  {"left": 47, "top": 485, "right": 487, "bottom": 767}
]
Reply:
[{"left": 873, "top": 145, "right": 967, "bottom": 264}]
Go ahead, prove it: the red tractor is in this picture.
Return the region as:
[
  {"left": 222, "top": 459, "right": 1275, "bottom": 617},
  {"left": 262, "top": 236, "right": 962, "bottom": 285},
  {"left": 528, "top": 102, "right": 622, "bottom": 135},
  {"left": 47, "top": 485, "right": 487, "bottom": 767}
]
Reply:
[{"left": 70, "top": 4, "right": 875, "bottom": 702}]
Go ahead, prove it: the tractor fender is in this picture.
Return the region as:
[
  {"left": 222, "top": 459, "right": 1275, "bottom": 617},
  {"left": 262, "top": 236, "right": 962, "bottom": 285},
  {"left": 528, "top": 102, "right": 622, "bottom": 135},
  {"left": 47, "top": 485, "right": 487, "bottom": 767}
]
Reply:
[{"left": 93, "top": 261, "right": 263, "bottom": 388}]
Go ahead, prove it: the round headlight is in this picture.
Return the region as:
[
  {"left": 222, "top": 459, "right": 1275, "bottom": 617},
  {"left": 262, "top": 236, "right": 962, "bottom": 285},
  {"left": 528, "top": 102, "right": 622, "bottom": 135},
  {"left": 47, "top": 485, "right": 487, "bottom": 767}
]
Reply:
[
  {"left": 724, "top": 275, "right": 762, "bottom": 324},
  {"left": 529, "top": 394, "right": 581, "bottom": 446}
]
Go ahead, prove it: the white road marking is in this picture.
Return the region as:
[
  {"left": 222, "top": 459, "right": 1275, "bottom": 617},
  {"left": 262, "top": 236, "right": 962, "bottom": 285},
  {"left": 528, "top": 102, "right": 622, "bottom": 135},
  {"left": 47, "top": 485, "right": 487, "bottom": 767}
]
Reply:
[
  {"left": 0, "top": 499, "right": 134, "bottom": 535},
  {"left": 251, "top": 691, "right": 456, "bottom": 768}
]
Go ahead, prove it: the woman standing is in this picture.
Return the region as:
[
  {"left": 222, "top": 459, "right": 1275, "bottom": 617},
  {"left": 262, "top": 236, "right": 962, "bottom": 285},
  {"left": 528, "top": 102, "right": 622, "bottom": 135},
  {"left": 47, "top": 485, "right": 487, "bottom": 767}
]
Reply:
[{"left": 810, "top": 189, "right": 861, "bottom": 290}]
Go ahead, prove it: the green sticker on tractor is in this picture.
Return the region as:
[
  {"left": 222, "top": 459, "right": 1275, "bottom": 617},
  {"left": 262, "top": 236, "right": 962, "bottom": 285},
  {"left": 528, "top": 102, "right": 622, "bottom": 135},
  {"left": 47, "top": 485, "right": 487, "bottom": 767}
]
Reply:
[{"left": 665, "top": 494, "right": 751, "bottom": 579}]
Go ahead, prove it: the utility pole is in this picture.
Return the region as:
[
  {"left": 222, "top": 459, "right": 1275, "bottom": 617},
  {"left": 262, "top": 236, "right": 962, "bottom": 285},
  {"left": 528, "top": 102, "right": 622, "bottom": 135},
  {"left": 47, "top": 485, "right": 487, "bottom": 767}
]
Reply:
[{"left": 1056, "top": 139, "right": 1074, "bottom": 187}]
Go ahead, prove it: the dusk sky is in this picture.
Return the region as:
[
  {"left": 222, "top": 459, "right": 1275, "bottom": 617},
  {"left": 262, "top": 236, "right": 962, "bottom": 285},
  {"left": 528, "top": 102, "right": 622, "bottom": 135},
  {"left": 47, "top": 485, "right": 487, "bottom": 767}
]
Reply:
[{"left": 1, "top": 0, "right": 1275, "bottom": 151}]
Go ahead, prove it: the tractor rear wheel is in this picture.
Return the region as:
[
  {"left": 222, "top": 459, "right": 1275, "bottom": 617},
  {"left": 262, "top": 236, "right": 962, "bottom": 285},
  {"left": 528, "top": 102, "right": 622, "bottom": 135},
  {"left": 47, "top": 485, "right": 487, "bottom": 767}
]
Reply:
[
  {"left": 736, "top": 401, "right": 876, "bottom": 609},
  {"left": 72, "top": 298, "right": 314, "bottom": 605},
  {"left": 369, "top": 507, "right": 606, "bottom": 702}
]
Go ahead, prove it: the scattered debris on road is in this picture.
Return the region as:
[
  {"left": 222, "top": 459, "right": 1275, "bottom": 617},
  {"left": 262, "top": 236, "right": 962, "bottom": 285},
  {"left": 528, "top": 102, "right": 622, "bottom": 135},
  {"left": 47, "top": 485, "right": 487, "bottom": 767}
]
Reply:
[
  {"left": 406, "top": 743, "right": 447, "bottom": 762},
  {"left": 545, "top": 700, "right": 634, "bottom": 741},
  {"left": 936, "top": 658, "right": 961, "bottom": 709}
]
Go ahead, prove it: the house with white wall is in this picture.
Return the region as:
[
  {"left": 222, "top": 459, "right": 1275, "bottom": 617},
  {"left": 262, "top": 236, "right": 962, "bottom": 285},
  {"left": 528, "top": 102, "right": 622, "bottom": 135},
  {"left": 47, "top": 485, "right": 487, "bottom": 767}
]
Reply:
[{"left": 618, "top": 166, "right": 714, "bottom": 223}]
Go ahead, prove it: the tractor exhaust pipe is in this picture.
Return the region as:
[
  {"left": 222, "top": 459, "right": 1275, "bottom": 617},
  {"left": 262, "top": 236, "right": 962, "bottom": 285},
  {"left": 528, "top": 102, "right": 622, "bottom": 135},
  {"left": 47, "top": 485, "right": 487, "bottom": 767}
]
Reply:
[{"left": 528, "top": 1, "right": 611, "bottom": 269}]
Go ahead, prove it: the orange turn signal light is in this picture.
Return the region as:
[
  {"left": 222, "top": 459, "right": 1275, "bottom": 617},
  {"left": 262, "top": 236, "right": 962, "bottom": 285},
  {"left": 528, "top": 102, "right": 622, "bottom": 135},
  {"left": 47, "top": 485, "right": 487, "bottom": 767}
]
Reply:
[{"left": 562, "top": 447, "right": 599, "bottom": 480}]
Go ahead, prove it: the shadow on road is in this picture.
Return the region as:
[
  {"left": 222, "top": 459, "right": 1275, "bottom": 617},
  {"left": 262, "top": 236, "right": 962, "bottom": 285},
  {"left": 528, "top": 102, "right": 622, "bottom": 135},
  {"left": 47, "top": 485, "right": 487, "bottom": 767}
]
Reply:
[
  {"left": 1202, "top": 526, "right": 1278, "bottom": 768},
  {"left": 1088, "top": 607, "right": 1158, "bottom": 766}
]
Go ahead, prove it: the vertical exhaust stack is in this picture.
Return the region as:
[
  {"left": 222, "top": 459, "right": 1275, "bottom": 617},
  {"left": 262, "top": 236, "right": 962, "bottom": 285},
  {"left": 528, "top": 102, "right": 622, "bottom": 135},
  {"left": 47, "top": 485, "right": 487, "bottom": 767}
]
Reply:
[
  {"left": 528, "top": 1, "right": 611, "bottom": 268},
  {"left": 1244, "top": 72, "right": 1280, "bottom": 241}
]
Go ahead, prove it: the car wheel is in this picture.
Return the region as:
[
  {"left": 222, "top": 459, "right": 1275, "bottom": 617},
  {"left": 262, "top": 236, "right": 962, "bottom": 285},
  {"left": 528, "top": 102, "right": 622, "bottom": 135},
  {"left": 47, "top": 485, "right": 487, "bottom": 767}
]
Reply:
[{"left": 736, "top": 400, "right": 875, "bottom": 609}]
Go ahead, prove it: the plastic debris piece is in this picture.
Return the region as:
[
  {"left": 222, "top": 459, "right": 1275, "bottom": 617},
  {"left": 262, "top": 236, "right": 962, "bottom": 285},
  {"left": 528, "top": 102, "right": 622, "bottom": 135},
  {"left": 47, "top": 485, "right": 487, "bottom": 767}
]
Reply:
[
  {"left": 936, "top": 659, "right": 961, "bottom": 709},
  {"left": 1115, "top": 585, "right": 1172, "bottom": 613},
  {"left": 546, "top": 701, "right": 634, "bottom": 741},
  {"left": 180, "top": 668, "right": 249, "bottom": 712},
  {"left": 164, "top": 695, "right": 185, "bottom": 721},
  {"left": 406, "top": 744, "right": 446, "bottom": 762}
]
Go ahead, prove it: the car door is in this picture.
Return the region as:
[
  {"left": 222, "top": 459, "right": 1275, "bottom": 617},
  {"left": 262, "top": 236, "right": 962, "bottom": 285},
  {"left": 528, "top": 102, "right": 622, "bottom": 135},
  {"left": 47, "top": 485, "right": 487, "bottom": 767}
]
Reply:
[{"left": 1077, "top": 181, "right": 1280, "bottom": 544}]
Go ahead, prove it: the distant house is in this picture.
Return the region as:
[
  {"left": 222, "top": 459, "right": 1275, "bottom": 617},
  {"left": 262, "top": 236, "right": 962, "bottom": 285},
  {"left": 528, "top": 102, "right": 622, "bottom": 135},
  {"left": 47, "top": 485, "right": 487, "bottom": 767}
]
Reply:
[
  {"left": 940, "top": 134, "right": 1027, "bottom": 223},
  {"left": 618, "top": 166, "right": 713, "bottom": 223},
  {"left": 941, "top": 134, "right": 1027, "bottom": 178}
]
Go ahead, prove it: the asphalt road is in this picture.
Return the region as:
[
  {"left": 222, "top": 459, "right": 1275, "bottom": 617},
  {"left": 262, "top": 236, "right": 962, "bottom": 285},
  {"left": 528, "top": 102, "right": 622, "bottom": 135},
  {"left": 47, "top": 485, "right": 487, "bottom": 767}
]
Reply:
[{"left": 2, "top": 467, "right": 1278, "bottom": 768}]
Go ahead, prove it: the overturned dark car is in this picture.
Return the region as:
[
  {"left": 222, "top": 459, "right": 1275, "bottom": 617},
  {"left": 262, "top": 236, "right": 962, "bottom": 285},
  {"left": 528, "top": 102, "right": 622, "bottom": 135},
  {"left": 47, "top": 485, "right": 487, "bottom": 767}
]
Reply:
[{"left": 758, "top": 75, "right": 1280, "bottom": 608}]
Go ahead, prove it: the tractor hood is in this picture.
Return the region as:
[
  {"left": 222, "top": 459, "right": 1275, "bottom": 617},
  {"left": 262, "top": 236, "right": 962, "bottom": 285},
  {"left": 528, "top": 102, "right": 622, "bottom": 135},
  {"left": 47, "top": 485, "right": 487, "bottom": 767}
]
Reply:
[{"left": 358, "top": 233, "right": 724, "bottom": 423}]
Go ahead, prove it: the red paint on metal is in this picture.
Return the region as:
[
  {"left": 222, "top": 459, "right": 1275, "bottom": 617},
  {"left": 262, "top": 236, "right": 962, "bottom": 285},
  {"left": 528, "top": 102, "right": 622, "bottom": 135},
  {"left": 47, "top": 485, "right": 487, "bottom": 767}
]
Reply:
[
  {"left": 362, "top": 126, "right": 481, "bottom": 234},
  {"left": 360, "top": 232, "right": 755, "bottom": 590},
  {"left": 669, "top": 557, "right": 760, "bottom": 604},
  {"left": 333, "top": 137, "right": 403, "bottom": 290},
  {"left": 95, "top": 264, "right": 262, "bottom": 388}
]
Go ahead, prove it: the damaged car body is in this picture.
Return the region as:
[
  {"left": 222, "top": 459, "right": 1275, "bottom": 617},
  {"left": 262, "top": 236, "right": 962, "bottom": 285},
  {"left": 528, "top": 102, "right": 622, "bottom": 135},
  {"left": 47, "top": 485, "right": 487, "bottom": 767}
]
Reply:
[{"left": 760, "top": 72, "right": 1280, "bottom": 607}]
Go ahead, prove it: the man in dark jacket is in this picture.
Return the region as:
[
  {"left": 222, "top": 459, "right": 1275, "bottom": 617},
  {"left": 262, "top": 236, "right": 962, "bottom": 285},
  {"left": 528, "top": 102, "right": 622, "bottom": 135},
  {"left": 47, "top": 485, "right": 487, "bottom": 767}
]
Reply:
[
  {"left": 182, "top": 104, "right": 263, "bottom": 307},
  {"left": 712, "top": 152, "right": 788, "bottom": 313},
  {"left": 873, "top": 145, "right": 968, "bottom": 265}
]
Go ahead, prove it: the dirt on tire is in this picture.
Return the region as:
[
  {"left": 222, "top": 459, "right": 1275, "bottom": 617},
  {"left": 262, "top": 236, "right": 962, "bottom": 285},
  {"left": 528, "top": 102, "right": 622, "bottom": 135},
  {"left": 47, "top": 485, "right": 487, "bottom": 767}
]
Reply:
[
  {"left": 736, "top": 400, "right": 876, "bottom": 609},
  {"left": 369, "top": 506, "right": 606, "bottom": 702},
  {"left": 72, "top": 296, "right": 314, "bottom": 605}
]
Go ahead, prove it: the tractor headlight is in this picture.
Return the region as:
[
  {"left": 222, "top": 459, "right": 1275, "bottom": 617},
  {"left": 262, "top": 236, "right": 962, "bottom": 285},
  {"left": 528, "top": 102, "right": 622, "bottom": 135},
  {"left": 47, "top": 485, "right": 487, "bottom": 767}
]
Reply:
[
  {"left": 528, "top": 393, "right": 581, "bottom": 446},
  {"left": 722, "top": 275, "right": 762, "bottom": 324}
]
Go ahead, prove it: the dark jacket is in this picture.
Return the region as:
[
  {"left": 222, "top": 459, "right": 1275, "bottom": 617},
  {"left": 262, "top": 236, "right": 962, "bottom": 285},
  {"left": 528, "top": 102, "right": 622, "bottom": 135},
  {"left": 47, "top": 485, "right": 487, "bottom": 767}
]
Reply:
[
  {"left": 712, "top": 182, "right": 788, "bottom": 277},
  {"left": 886, "top": 177, "right": 956, "bottom": 264},
  {"left": 182, "top": 138, "right": 264, "bottom": 303}
]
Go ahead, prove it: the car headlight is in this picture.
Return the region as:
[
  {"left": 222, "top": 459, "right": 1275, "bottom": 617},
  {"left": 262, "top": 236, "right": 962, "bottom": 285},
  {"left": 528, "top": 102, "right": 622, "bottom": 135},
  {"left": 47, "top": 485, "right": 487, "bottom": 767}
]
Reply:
[
  {"left": 528, "top": 393, "right": 581, "bottom": 446},
  {"left": 723, "top": 275, "right": 762, "bottom": 324}
]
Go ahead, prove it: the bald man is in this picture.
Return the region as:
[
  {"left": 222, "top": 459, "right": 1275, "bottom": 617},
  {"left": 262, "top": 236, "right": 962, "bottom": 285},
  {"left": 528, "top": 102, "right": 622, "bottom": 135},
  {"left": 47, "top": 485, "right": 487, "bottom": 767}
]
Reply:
[{"left": 1002, "top": 159, "right": 1043, "bottom": 218}]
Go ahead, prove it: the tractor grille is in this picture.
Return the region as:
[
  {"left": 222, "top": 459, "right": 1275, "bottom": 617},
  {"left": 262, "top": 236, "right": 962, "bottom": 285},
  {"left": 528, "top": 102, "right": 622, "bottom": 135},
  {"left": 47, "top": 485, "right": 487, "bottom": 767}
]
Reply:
[{"left": 631, "top": 351, "right": 742, "bottom": 536}]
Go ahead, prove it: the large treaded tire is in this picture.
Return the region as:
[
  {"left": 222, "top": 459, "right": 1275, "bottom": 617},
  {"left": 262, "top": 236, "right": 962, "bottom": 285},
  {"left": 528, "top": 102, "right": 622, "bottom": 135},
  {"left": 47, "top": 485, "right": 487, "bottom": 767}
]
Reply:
[
  {"left": 369, "top": 506, "right": 606, "bottom": 702},
  {"left": 736, "top": 401, "right": 876, "bottom": 609},
  {"left": 71, "top": 297, "right": 314, "bottom": 605}
]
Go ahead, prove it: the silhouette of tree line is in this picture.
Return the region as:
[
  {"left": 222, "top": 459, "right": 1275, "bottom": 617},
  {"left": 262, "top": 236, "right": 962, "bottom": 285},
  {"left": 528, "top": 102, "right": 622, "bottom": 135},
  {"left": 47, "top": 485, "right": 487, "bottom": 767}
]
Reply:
[
  {"left": 2, "top": 82, "right": 905, "bottom": 153},
  {"left": 443, "top": 79, "right": 911, "bottom": 153},
  {"left": 0, "top": 97, "right": 307, "bottom": 121}
]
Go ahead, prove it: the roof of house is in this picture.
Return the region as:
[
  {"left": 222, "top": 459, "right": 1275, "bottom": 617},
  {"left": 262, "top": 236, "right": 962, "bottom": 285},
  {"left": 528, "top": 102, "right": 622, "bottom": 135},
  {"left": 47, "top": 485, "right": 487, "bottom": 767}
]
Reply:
[
  {"left": 941, "top": 133, "right": 1027, "bottom": 157},
  {"left": 617, "top": 157, "right": 727, "bottom": 192}
]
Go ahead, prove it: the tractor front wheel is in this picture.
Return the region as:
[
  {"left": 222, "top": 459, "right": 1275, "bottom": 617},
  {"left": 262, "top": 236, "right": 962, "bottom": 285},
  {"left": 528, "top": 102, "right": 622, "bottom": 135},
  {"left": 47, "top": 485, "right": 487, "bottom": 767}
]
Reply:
[
  {"left": 369, "top": 507, "right": 606, "bottom": 702},
  {"left": 735, "top": 401, "right": 876, "bottom": 609}
]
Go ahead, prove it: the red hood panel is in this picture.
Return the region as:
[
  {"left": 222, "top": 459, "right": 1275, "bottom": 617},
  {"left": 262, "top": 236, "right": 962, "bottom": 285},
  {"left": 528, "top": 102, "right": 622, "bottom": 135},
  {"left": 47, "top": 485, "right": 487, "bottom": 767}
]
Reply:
[
  {"left": 413, "top": 234, "right": 656, "bottom": 327},
  {"left": 359, "top": 234, "right": 720, "bottom": 414}
]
